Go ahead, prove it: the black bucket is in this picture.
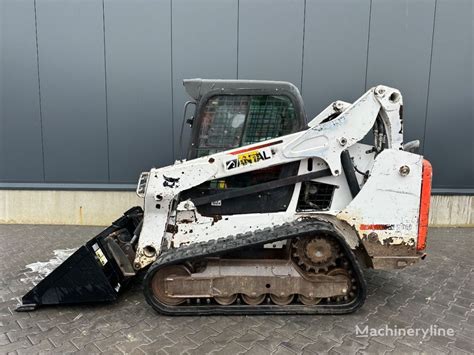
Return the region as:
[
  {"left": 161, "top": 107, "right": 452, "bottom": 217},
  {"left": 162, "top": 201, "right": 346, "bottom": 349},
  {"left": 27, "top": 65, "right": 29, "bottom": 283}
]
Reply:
[{"left": 16, "top": 207, "right": 143, "bottom": 312}]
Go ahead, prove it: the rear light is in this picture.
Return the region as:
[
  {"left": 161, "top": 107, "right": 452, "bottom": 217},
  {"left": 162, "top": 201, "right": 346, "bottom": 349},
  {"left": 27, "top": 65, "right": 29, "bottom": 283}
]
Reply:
[{"left": 417, "top": 159, "right": 432, "bottom": 250}]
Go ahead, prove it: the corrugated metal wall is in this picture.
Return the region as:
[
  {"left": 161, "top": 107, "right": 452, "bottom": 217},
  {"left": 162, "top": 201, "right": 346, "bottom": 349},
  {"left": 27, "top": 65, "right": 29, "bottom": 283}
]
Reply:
[{"left": 1, "top": 0, "right": 472, "bottom": 192}]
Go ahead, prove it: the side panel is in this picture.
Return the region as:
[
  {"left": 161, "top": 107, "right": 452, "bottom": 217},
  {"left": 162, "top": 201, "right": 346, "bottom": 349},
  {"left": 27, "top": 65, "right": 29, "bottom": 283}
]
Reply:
[
  {"left": 36, "top": 0, "right": 108, "bottom": 182},
  {"left": 302, "top": 0, "right": 371, "bottom": 119},
  {"left": 238, "top": 0, "right": 304, "bottom": 86},
  {"left": 366, "top": 0, "right": 436, "bottom": 146},
  {"left": 423, "top": 0, "right": 473, "bottom": 189},
  {"left": 0, "top": 0, "right": 44, "bottom": 182},
  {"left": 172, "top": 0, "right": 238, "bottom": 159},
  {"left": 338, "top": 149, "right": 423, "bottom": 267},
  {"left": 104, "top": 0, "right": 173, "bottom": 182}
]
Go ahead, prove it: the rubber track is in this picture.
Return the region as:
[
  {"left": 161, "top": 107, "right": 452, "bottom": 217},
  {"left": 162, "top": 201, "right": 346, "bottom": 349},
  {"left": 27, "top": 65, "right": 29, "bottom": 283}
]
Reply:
[{"left": 143, "top": 219, "right": 367, "bottom": 315}]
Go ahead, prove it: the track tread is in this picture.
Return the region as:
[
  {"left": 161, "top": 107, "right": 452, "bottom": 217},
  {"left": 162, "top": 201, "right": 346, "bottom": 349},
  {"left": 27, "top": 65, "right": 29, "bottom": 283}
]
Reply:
[{"left": 144, "top": 218, "right": 367, "bottom": 315}]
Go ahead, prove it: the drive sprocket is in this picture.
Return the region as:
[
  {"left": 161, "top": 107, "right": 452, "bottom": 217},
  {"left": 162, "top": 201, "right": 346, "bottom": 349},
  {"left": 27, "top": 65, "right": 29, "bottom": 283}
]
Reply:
[{"left": 291, "top": 235, "right": 339, "bottom": 273}]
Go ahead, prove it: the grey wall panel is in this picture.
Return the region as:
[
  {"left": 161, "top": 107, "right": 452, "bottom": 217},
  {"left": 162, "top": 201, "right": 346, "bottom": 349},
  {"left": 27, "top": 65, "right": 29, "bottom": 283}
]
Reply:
[
  {"left": 36, "top": 0, "right": 108, "bottom": 182},
  {"left": 172, "top": 0, "right": 238, "bottom": 159},
  {"left": 302, "top": 0, "right": 370, "bottom": 120},
  {"left": 366, "top": 0, "right": 435, "bottom": 146},
  {"left": 104, "top": 0, "right": 172, "bottom": 183},
  {"left": 424, "top": 0, "right": 473, "bottom": 189},
  {"left": 0, "top": 0, "right": 44, "bottom": 182},
  {"left": 238, "top": 0, "right": 304, "bottom": 86},
  {"left": 0, "top": 0, "right": 472, "bottom": 191}
]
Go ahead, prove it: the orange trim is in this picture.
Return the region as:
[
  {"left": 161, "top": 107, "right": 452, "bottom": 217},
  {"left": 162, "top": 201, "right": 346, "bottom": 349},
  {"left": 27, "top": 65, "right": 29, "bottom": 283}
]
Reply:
[
  {"left": 229, "top": 140, "right": 282, "bottom": 155},
  {"left": 417, "top": 159, "right": 432, "bottom": 250}
]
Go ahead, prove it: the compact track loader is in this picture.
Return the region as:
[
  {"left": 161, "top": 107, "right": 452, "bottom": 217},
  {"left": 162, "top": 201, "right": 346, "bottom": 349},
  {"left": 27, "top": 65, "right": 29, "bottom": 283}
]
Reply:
[{"left": 17, "top": 79, "right": 432, "bottom": 315}]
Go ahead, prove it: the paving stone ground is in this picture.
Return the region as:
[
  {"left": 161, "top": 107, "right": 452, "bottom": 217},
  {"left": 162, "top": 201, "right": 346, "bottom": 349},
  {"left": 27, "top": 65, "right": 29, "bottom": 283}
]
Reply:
[{"left": 0, "top": 225, "right": 473, "bottom": 354}]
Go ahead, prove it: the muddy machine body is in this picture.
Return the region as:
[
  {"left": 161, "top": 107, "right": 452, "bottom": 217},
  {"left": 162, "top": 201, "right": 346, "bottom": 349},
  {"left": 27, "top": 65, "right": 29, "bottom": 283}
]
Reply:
[{"left": 18, "top": 79, "right": 432, "bottom": 315}]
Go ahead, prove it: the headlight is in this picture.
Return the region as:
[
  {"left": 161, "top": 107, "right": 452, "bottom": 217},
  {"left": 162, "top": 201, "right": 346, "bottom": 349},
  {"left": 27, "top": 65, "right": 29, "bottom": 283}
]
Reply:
[{"left": 136, "top": 172, "right": 150, "bottom": 197}]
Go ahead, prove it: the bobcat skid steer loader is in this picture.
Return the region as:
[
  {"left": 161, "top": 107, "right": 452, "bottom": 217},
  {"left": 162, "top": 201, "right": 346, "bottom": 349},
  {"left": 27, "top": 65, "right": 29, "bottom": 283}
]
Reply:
[{"left": 17, "top": 79, "right": 432, "bottom": 315}]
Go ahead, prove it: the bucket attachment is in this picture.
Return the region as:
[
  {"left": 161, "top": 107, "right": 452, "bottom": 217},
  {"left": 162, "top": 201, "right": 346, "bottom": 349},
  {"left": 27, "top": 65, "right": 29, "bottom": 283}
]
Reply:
[{"left": 16, "top": 207, "right": 143, "bottom": 312}]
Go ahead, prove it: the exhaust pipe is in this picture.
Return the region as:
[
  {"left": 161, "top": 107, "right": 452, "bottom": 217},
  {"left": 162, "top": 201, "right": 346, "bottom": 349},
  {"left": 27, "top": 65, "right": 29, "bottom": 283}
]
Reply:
[{"left": 16, "top": 207, "right": 143, "bottom": 312}]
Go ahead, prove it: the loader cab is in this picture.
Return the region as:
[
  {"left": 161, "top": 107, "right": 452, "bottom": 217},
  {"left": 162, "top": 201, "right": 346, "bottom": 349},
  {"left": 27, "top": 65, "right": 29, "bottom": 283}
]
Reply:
[
  {"left": 183, "top": 79, "right": 307, "bottom": 160},
  {"left": 180, "top": 79, "right": 307, "bottom": 216}
]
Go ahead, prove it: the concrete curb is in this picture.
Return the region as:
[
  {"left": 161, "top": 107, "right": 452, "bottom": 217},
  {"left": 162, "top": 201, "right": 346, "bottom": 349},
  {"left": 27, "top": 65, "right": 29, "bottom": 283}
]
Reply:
[{"left": 0, "top": 190, "right": 472, "bottom": 226}]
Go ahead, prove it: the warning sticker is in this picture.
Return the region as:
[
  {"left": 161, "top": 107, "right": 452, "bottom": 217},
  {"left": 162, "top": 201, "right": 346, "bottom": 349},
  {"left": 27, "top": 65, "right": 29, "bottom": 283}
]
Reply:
[{"left": 92, "top": 243, "right": 108, "bottom": 266}]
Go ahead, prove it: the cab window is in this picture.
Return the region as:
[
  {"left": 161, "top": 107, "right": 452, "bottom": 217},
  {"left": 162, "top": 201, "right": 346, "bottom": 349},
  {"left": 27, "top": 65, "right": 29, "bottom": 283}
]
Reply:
[{"left": 196, "top": 95, "right": 297, "bottom": 157}]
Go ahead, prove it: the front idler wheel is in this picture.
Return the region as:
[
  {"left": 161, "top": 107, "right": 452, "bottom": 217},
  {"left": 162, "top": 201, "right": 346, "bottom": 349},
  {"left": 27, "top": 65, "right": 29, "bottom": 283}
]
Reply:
[{"left": 150, "top": 265, "right": 189, "bottom": 306}]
